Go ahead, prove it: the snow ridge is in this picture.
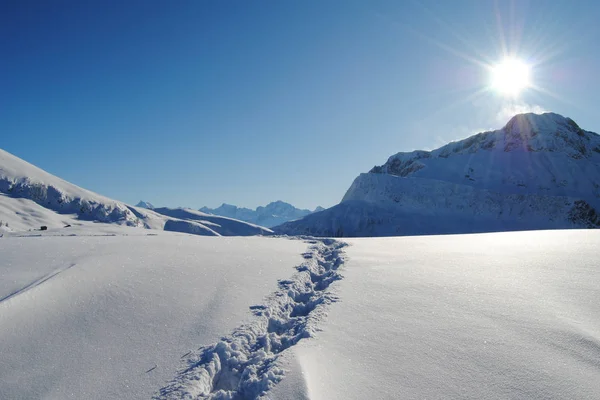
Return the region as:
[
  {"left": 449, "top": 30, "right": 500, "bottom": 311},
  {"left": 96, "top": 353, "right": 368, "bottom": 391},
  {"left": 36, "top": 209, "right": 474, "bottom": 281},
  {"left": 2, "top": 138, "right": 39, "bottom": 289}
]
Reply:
[{"left": 154, "top": 239, "right": 347, "bottom": 400}]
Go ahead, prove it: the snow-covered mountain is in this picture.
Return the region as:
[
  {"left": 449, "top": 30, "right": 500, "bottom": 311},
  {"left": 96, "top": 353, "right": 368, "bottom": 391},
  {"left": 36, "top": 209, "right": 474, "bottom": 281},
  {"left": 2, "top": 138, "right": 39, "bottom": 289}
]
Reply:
[
  {"left": 276, "top": 112, "right": 600, "bottom": 237},
  {"left": 200, "top": 200, "right": 322, "bottom": 228},
  {"left": 0, "top": 148, "right": 271, "bottom": 236},
  {"left": 135, "top": 200, "right": 155, "bottom": 209}
]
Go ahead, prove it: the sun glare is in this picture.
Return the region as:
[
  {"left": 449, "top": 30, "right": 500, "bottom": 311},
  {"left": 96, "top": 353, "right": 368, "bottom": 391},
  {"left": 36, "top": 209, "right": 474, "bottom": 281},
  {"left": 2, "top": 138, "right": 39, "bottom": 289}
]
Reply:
[{"left": 490, "top": 58, "right": 531, "bottom": 96}]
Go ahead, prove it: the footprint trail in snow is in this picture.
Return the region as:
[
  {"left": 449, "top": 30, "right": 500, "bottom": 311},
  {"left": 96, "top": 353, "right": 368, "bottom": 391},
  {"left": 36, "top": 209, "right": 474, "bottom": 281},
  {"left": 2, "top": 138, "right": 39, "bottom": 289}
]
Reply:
[{"left": 154, "top": 238, "right": 347, "bottom": 400}]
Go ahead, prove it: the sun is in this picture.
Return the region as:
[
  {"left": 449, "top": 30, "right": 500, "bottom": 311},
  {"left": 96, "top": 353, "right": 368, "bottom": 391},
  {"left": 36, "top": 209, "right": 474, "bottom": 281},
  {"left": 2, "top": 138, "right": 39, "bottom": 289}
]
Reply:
[{"left": 490, "top": 58, "right": 531, "bottom": 96}]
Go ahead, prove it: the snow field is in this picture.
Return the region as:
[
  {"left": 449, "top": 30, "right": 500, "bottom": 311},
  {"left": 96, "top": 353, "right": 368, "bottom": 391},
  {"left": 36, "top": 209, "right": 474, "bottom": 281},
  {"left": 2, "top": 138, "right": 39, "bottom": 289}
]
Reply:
[
  {"left": 292, "top": 230, "right": 600, "bottom": 399},
  {"left": 0, "top": 231, "right": 309, "bottom": 399},
  {"left": 155, "top": 239, "right": 347, "bottom": 399}
]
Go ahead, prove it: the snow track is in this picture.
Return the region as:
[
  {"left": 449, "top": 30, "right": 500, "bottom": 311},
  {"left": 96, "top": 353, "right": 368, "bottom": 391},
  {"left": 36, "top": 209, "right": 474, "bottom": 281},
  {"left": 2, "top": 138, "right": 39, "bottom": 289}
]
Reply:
[
  {"left": 154, "top": 238, "right": 347, "bottom": 400},
  {"left": 0, "top": 263, "right": 76, "bottom": 304}
]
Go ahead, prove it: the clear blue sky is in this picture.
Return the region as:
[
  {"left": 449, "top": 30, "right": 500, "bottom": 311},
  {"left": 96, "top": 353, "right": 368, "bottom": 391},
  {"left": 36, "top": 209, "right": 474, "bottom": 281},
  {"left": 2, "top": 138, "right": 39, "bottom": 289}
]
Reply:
[{"left": 2, "top": 0, "right": 599, "bottom": 209}]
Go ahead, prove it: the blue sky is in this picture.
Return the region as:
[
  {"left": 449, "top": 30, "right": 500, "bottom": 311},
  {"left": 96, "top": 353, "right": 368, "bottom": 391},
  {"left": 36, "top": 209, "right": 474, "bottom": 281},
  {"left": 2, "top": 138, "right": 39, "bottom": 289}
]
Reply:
[{"left": 2, "top": 0, "right": 599, "bottom": 209}]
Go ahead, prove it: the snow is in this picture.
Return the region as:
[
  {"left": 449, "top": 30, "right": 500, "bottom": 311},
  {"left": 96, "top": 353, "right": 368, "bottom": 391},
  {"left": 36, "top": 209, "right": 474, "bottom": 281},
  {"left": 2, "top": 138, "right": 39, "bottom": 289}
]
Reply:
[
  {"left": 2, "top": 225, "right": 599, "bottom": 399},
  {"left": 155, "top": 239, "right": 345, "bottom": 399},
  {"left": 280, "top": 230, "right": 600, "bottom": 399},
  {"left": 0, "top": 193, "right": 81, "bottom": 232},
  {"left": 0, "top": 228, "right": 307, "bottom": 399}
]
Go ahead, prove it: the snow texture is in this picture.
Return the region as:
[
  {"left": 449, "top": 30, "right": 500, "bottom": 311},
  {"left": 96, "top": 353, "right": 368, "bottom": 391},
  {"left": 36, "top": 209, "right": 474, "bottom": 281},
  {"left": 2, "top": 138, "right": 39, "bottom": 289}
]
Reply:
[
  {"left": 293, "top": 230, "right": 600, "bottom": 399},
  {"left": 0, "top": 229, "right": 308, "bottom": 399},
  {"left": 154, "top": 238, "right": 346, "bottom": 400},
  {"left": 277, "top": 113, "right": 600, "bottom": 236}
]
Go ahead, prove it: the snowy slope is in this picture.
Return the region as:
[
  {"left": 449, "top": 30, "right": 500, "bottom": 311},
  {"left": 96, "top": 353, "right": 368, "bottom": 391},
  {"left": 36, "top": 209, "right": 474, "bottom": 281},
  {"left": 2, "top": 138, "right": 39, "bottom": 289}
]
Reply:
[
  {"left": 277, "top": 113, "right": 600, "bottom": 237},
  {"left": 200, "top": 201, "right": 321, "bottom": 228},
  {"left": 0, "top": 148, "right": 269, "bottom": 236},
  {"left": 0, "top": 193, "right": 83, "bottom": 232},
  {"left": 0, "top": 148, "right": 143, "bottom": 227}
]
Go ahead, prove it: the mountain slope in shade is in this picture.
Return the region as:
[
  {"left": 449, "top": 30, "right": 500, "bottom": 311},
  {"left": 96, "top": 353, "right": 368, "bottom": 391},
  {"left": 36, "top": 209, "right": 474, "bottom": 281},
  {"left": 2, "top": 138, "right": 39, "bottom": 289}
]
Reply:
[
  {"left": 0, "top": 148, "right": 269, "bottom": 237},
  {"left": 200, "top": 200, "right": 322, "bottom": 227},
  {"left": 276, "top": 113, "right": 600, "bottom": 237}
]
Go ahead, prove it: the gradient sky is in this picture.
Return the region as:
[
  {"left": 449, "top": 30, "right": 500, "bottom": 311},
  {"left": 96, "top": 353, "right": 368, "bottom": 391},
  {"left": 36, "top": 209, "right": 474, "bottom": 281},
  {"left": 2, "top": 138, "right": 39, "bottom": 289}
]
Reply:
[{"left": 2, "top": 0, "right": 599, "bottom": 209}]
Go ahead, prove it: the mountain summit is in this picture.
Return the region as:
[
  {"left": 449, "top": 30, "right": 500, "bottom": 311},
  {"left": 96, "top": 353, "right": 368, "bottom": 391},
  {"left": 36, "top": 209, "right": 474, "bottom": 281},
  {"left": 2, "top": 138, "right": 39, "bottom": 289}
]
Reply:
[
  {"left": 276, "top": 112, "right": 600, "bottom": 237},
  {"left": 135, "top": 200, "right": 154, "bottom": 209}
]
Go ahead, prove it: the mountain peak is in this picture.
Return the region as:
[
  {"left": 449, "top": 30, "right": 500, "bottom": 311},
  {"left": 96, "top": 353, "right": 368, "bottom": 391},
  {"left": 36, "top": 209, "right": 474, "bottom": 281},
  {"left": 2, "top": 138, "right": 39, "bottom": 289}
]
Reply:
[
  {"left": 370, "top": 112, "right": 599, "bottom": 177},
  {"left": 503, "top": 112, "right": 585, "bottom": 139},
  {"left": 504, "top": 112, "right": 573, "bottom": 130},
  {"left": 135, "top": 200, "right": 154, "bottom": 209},
  {"left": 500, "top": 112, "right": 596, "bottom": 156}
]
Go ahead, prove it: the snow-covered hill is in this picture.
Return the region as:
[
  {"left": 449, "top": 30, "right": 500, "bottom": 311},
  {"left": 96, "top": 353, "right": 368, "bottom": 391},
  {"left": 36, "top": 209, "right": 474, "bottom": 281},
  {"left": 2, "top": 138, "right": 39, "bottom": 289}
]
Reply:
[
  {"left": 200, "top": 200, "right": 321, "bottom": 228},
  {"left": 0, "top": 148, "right": 270, "bottom": 237},
  {"left": 276, "top": 112, "right": 600, "bottom": 237}
]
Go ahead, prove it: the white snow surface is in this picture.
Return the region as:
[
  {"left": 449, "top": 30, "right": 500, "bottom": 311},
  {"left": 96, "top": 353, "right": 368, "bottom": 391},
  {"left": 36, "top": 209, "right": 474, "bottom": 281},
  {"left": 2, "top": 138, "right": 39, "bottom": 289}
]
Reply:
[
  {"left": 0, "top": 148, "right": 270, "bottom": 236},
  {"left": 277, "top": 113, "right": 600, "bottom": 236},
  {"left": 0, "top": 227, "right": 308, "bottom": 399},
  {"left": 279, "top": 229, "right": 600, "bottom": 400},
  {"left": 2, "top": 228, "right": 598, "bottom": 400}
]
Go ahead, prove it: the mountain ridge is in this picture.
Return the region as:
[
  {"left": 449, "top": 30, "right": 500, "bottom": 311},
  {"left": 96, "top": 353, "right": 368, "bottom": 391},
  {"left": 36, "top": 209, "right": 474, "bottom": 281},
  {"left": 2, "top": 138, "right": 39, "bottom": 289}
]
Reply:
[{"left": 200, "top": 200, "right": 323, "bottom": 228}]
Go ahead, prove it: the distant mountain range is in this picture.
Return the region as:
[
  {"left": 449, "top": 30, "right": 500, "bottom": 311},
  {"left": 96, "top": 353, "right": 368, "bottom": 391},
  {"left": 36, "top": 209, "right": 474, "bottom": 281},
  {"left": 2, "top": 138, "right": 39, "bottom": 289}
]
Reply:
[
  {"left": 199, "top": 201, "right": 324, "bottom": 228},
  {"left": 276, "top": 112, "right": 600, "bottom": 237},
  {"left": 0, "top": 149, "right": 271, "bottom": 237}
]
